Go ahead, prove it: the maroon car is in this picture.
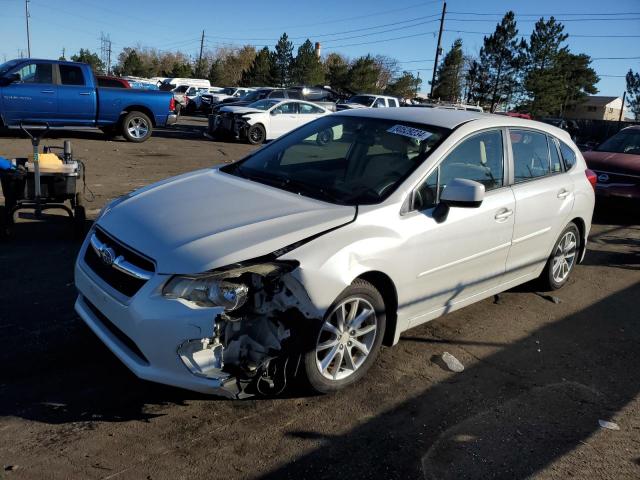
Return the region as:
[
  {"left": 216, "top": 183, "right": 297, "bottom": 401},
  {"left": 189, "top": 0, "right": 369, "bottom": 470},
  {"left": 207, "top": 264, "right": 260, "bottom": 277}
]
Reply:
[{"left": 583, "top": 126, "right": 640, "bottom": 201}]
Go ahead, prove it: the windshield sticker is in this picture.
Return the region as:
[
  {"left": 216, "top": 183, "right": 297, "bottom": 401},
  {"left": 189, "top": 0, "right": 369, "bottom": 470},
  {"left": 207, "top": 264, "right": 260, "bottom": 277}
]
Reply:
[{"left": 387, "top": 124, "right": 432, "bottom": 141}]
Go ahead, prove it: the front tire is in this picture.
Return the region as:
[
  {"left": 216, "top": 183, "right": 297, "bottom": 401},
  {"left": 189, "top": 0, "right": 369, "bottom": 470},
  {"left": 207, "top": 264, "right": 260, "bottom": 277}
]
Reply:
[
  {"left": 302, "top": 279, "right": 386, "bottom": 393},
  {"left": 121, "top": 111, "right": 152, "bottom": 143},
  {"left": 540, "top": 222, "right": 580, "bottom": 290},
  {"left": 247, "top": 124, "right": 266, "bottom": 145}
]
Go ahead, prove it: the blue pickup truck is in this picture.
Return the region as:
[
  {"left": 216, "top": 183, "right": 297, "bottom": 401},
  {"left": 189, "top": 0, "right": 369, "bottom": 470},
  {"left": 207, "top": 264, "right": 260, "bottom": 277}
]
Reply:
[{"left": 0, "top": 59, "right": 176, "bottom": 142}]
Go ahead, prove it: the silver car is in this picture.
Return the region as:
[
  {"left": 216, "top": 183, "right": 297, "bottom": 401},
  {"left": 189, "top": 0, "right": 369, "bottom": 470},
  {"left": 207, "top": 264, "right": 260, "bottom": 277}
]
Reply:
[{"left": 74, "top": 108, "right": 595, "bottom": 398}]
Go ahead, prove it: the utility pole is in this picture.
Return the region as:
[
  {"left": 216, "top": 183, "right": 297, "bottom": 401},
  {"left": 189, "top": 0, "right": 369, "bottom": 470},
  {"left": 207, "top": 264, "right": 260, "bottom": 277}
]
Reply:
[
  {"left": 429, "top": 1, "right": 446, "bottom": 99},
  {"left": 618, "top": 90, "right": 627, "bottom": 127},
  {"left": 25, "top": 0, "right": 31, "bottom": 57},
  {"left": 107, "top": 40, "right": 112, "bottom": 75},
  {"left": 61, "top": 47, "right": 65, "bottom": 60},
  {"left": 197, "top": 30, "right": 205, "bottom": 77}
]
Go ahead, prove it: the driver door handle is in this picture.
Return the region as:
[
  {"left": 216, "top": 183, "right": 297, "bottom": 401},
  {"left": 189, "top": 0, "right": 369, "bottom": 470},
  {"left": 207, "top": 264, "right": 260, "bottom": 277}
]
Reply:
[{"left": 495, "top": 208, "right": 514, "bottom": 221}]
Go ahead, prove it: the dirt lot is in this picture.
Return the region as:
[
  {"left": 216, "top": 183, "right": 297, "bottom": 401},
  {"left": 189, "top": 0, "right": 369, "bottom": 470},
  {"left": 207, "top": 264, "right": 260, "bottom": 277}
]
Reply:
[{"left": 0, "top": 118, "right": 638, "bottom": 480}]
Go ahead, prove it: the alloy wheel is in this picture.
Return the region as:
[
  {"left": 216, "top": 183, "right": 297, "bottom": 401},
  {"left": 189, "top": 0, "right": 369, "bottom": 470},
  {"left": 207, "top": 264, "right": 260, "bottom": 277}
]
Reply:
[
  {"left": 552, "top": 230, "right": 577, "bottom": 283},
  {"left": 127, "top": 117, "right": 149, "bottom": 139},
  {"left": 315, "top": 297, "right": 378, "bottom": 381}
]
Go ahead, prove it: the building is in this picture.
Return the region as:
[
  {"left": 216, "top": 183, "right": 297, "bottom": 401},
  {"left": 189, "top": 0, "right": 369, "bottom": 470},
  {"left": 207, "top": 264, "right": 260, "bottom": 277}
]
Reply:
[{"left": 564, "top": 96, "right": 625, "bottom": 121}]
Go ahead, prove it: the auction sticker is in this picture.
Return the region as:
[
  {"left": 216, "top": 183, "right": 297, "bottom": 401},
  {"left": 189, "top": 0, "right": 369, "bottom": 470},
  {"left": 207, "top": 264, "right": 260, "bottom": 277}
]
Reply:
[{"left": 387, "top": 124, "right": 432, "bottom": 141}]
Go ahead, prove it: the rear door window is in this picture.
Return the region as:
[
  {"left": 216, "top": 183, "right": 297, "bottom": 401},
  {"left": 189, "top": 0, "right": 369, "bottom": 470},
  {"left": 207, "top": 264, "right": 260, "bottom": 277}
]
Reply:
[
  {"left": 547, "top": 136, "right": 564, "bottom": 173},
  {"left": 59, "top": 65, "right": 85, "bottom": 86},
  {"left": 559, "top": 141, "right": 577, "bottom": 170},
  {"left": 510, "top": 129, "right": 551, "bottom": 183},
  {"left": 373, "top": 98, "right": 387, "bottom": 108}
]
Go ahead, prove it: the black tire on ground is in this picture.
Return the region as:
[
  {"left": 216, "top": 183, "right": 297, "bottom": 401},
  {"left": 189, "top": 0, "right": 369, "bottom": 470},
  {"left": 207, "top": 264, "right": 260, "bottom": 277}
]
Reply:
[
  {"left": 301, "top": 279, "right": 386, "bottom": 394},
  {"left": 539, "top": 222, "right": 581, "bottom": 290},
  {"left": 247, "top": 124, "right": 266, "bottom": 145},
  {"left": 185, "top": 102, "right": 196, "bottom": 115},
  {"left": 121, "top": 111, "right": 153, "bottom": 143}
]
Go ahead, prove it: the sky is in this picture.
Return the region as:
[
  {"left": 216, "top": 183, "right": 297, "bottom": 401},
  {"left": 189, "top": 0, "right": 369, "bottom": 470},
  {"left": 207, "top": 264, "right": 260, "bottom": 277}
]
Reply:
[{"left": 0, "top": 0, "right": 638, "bottom": 98}]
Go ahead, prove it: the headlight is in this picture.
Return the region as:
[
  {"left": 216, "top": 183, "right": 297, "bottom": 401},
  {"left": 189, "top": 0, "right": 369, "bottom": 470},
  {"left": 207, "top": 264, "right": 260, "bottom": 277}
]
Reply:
[{"left": 163, "top": 275, "right": 249, "bottom": 310}]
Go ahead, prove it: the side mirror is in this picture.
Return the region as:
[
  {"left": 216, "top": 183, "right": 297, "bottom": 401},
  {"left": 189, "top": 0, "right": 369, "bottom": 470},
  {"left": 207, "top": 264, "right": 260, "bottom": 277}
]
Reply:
[
  {"left": 433, "top": 178, "right": 485, "bottom": 223},
  {"left": 270, "top": 109, "right": 279, "bottom": 116}
]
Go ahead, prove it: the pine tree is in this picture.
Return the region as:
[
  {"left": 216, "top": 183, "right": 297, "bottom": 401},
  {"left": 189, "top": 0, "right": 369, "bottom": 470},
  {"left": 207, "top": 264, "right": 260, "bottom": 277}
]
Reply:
[
  {"left": 385, "top": 71, "right": 422, "bottom": 99},
  {"left": 242, "top": 47, "right": 275, "bottom": 86},
  {"left": 71, "top": 48, "right": 106, "bottom": 74},
  {"left": 348, "top": 55, "right": 381, "bottom": 93},
  {"left": 524, "top": 17, "right": 570, "bottom": 116},
  {"left": 273, "top": 33, "right": 294, "bottom": 87},
  {"left": 432, "top": 39, "right": 464, "bottom": 102},
  {"left": 556, "top": 52, "right": 598, "bottom": 116},
  {"left": 324, "top": 53, "right": 349, "bottom": 91},
  {"left": 477, "top": 11, "right": 523, "bottom": 112},
  {"left": 292, "top": 39, "right": 324, "bottom": 85},
  {"left": 625, "top": 69, "right": 640, "bottom": 120}
]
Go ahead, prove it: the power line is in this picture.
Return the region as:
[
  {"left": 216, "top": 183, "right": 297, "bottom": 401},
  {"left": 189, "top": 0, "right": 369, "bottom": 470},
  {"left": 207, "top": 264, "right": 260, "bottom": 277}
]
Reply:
[
  {"left": 445, "top": 16, "right": 640, "bottom": 22},
  {"left": 448, "top": 11, "right": 640, "bottom": 16},
  {"left": 324, "top": 31, "right": 439, "bottom": 49},
  {"left": 443, "top": 29, "right": 640, "bottom": 38}
]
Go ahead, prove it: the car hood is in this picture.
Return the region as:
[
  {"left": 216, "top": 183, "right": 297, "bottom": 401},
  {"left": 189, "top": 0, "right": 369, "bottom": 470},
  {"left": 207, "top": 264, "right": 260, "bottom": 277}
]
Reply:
[
  {"left": 220, "top": 106, "right": 264, "bottom": 115},
  {"left": 583, "top": 150, "right": 640, "bottom": 176},
  {"left": 97, "top": 169, "right": 356, "bottom": 274}
]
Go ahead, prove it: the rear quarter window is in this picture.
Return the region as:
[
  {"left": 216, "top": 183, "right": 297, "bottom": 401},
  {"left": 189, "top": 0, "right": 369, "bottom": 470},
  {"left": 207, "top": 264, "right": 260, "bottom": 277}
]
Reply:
[{"left": 559, "top": 141, "right": 577, "bottom": 171}]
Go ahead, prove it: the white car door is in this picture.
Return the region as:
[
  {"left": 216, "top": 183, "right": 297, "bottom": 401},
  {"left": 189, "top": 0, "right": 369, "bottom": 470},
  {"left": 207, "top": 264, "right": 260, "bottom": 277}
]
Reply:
[
  {"left": 394, "top": 129, "right": 516, "bottom": 324},
  {"left": 267, "top": 102, "right": 301, "bottom": 139},
  {"left": 504, "top": 129, "right": 575, "bottom": 281}
]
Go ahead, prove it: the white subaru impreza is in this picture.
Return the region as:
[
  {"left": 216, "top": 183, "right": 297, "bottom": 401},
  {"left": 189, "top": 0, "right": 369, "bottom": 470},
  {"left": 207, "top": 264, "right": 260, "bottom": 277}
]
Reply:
[{"left": 74, "top": 108, "right": 595, "bottom": 398}]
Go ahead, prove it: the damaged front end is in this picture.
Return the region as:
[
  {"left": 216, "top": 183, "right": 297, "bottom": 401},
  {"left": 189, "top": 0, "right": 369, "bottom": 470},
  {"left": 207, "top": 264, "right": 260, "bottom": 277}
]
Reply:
[{"left": 163, "top": 261, "right": 319, "bottom": 398}]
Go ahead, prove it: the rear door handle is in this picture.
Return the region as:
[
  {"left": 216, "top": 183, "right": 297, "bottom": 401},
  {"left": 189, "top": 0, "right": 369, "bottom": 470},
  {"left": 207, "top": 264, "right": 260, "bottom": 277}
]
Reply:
[
  {"left": 557, "top": 189, "right": 570, "bottom": 199},
  {"left": 495, "top": 208, "right": 514, "bottom": 221},
  {"left": 41, "top": 90, "right": 55, "bottom": 94},
  {"left": 79, "top": 92, "right": 91, "bottom": 96}
]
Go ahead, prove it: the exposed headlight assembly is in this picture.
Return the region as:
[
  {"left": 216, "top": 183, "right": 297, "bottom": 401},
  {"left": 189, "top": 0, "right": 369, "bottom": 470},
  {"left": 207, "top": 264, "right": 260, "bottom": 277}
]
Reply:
[{"left": 163, "top": 275, "right": 249, "bottom": 310}]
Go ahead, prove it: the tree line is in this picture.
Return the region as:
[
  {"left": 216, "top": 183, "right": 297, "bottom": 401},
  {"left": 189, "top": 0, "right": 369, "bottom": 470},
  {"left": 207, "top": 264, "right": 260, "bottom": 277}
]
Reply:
[{"left": 430, "top": 11, "right": 639, "bottom": 118}]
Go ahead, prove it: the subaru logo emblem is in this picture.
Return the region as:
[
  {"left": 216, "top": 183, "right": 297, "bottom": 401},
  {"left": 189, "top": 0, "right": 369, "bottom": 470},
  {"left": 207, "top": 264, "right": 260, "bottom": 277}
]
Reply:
[
  {"left": 99, "top": 246, "right": 116, "bottom": 266},
  {"left": 598, "top": 173, "right": 609, "bottom": 183}
]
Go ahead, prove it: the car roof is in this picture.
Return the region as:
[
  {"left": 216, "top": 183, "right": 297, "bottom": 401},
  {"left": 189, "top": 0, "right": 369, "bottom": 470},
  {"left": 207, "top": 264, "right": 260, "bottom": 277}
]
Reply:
[{"left": 335, "top": 107, "right": 484, "bottom": 129}]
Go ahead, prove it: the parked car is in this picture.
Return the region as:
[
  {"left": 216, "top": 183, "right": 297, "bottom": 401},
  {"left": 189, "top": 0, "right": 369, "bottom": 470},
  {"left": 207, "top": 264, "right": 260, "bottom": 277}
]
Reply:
[
  {"left": 215, "top": 99, "right": 332, "bottom": 144},
  {"left": 74, "top": 108, "right": 595, "bottom": 398},
  {"left": 184, "top": 87, "right": 226, "bottom": 114},
  {"left": 200, "top": 87, "right": 255, "bottom": 111},
  {"left": 158, "top": 77, "right": 211, "bottom": 91},
  {"left": 96, "top": 75, "right": 131, "bottom": 89},
  {"left": 582, "top": 125, "right": 640, "bottom": 202},
  {"left": 207, "top": 88, "right": 304, "bottom": 135},
  {"left": 0, "top": 59, "right": 176, "bottom": 142},
  {"left": 337, "top": 94, "right": 400, "bottom": 110}
]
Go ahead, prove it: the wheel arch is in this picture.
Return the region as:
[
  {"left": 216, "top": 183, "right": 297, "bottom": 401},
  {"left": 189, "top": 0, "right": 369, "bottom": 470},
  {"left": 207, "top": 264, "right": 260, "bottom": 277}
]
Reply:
[
  {"left": 570, "top": 216, "right": 587, "bottom": 263},
  {"left": 119, "top": 106, "right": 156, "bottom": 127},
  {"left": 356, "top": 271, "right": 398, "bottom": 346}
]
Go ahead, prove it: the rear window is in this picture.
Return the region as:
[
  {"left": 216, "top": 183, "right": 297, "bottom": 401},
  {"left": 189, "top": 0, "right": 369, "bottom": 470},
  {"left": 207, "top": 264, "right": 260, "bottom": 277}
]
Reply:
[{"left": 59, "top": 65, "right": 85, "bottom": 86}]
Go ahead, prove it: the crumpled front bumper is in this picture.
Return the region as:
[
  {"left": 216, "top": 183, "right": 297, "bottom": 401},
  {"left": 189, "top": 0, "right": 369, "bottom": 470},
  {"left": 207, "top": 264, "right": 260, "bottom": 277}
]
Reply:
[{"left": 74, "top": 257, "right": 241, "bottom": 398}]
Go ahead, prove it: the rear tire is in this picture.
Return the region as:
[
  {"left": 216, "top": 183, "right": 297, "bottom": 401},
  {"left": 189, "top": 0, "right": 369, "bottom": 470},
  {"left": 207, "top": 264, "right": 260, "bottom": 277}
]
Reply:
[
  {"left": 540, "top": 222, "right": 580, "bottom": 290},
  {"left": 301, "top": 279, "right": 386, "bottom": 394},
  {"left": 121, "top": 111, "right": 152, "bottom": 143}
]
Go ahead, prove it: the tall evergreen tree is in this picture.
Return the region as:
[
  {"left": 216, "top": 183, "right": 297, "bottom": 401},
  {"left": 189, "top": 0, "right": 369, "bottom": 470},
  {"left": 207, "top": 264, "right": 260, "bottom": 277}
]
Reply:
[
  {"left": 242, "top": 47, "right": 275, "bottom": 86},
  {"left": 292, "top": 39, "right": 324, "bottom": 85},
  {"left": 115, "top": 48, "right": 146, "bottom": 76},
  {"left": 477, "top": 11, "right": 523, "bottom": 112},
  {"left": 273, "top": 33, "right": 294, "bottom": 87},
  {"left": 556, "top": 52, "right": 599, "bottom": 116},
  {"left": 324, "top": 53, "right": 350, "bottom": 91},
  {"left": 348, "top": 55, "right": 382, "bottom": 93},
  {"left": 432, "top": 39, "right": 464, "bottom": 102},
  {"left": 524, "top": 17, "right": 570, "bottom": 115},
  {"left": 625, "top": 69, "right": 640, "bottom": 120}
]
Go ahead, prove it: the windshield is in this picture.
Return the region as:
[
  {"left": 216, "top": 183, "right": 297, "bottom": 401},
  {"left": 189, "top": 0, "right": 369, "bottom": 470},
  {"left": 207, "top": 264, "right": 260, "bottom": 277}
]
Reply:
[
  {"left": 0, "top": 59, "right": 22, "bottom": 77},
  {"left": 348, "top": 95, "right": 376, "bottom": 106},
  {"left": 222, "top": 115, "right": 448, "bottom": 205},
  {"left": 220, "top": 87, "right": 236, "bottom": 95},
  {"left": 248, "top": 99, "right": 280, "bottom": 110},
  {"left": 596, "top": 129, "right": 640, "bottom": 155}
]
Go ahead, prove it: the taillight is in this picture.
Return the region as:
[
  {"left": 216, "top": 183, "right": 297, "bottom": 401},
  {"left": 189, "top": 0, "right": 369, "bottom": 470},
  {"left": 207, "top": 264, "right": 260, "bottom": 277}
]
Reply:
[
  {"left": 585, "top": 169, "right": 597, "bottom": 191},
  {"left": 169, "top": 97, "right": 175, "bottom": 112}
]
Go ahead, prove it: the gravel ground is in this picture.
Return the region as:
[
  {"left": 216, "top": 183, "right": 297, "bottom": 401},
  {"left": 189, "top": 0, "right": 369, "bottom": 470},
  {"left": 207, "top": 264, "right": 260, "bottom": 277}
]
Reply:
[{"left": 0, "top": 118, "right": 638, "bottom": 480}]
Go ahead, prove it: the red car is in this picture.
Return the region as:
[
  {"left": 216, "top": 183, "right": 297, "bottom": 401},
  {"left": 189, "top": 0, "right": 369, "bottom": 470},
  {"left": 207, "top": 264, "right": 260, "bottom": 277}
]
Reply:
[
  {"left": 96, "top": 75, "right": 131, "bottom": 89},
  {"left": 583, "top": 126, "right": 640, "bottom": 201}
]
